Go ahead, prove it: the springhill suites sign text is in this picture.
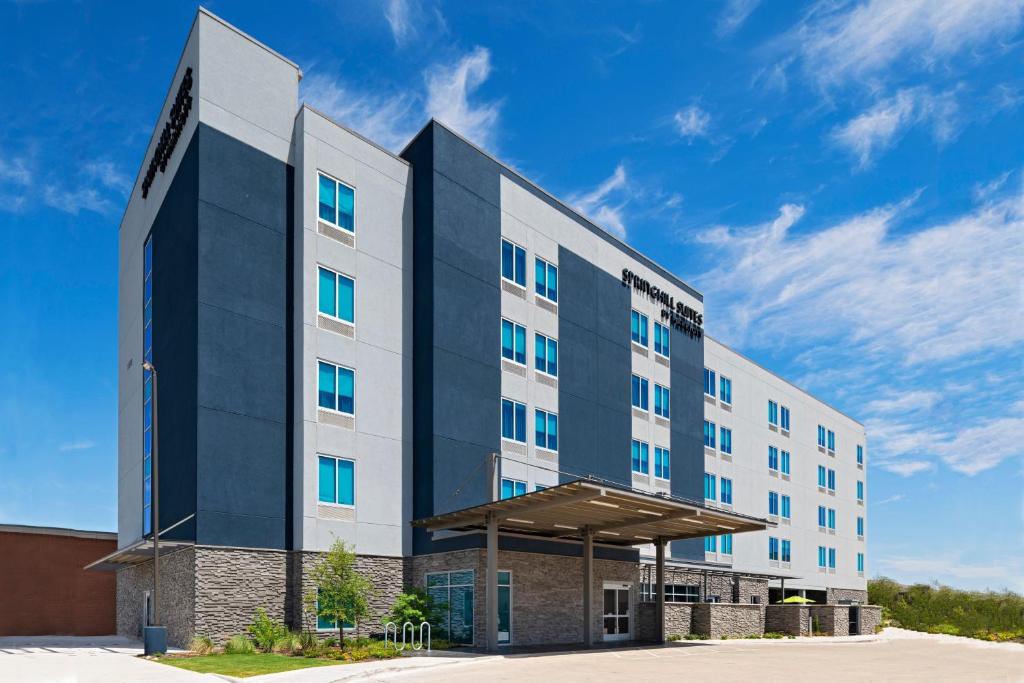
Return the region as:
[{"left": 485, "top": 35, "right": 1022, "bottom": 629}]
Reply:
[{"left": 621, "top": 268, "right": 703, "bottom": 340}]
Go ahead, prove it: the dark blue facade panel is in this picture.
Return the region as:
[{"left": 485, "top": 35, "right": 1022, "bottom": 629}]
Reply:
[
  {"left": 670, "top": 323, "right": 705, "bottom": 560},
  {"left": 557, "top": 248, "right": 631, "bottom": 486},
  {"left": 150, "top": 133, "right": 199, "bottom": 542},
  {"left": 194, "top": 123, "right": 291, "bottom": 550}
]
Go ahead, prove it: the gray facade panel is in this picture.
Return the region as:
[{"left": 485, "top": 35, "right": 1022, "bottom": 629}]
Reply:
[{"left": 670, "top": 325, "right": 705, "bottom": 559}]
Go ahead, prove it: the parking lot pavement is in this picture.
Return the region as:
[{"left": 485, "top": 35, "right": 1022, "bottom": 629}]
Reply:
[
  {"left": 0, "top": 636, "right": 206, "bottom": 683},
  {"left": 362, "top": 629, "right": 1024, "bottom": 683}
]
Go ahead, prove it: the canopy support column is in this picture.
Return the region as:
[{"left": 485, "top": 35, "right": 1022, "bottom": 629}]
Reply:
[
  {"left": 656, "top": 538, "right": 666, "bottom": 644},
  {"left": 486, "top": 511, "right": 498, "bottom": 652},
  {"left": 583, "top": 527, "right": 594, "bottom": 648}
]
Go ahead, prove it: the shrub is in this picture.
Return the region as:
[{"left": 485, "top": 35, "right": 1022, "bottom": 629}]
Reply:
[
  {"left": 247, "top": 607, "right": 289, "bottom": 653},
  {"left": 323, "top": 637, "right": 338, "bottom": 649},
  {"left": 189, "top": 635, "right": 214, "bottom": 655},
  {"left": 298, "top": 630, "right": 320, "bottom": 653},
  {"left": 684, "top": 633, "right": 707, "bottom": 640},
  {"left": 384, "top": 588, "right": 445, "bottom": 630},
  {"left": 224, "top": 635, "right": 255, "bottom": 655},
  {"left": 763, "top": 632, "right": 785, "bottom": 639},
  {"left": 667, "top": 634, "right": 682, "bottom": 642},
  {"left": 273, "top": 632, "right": 301, "bottom": 654}
]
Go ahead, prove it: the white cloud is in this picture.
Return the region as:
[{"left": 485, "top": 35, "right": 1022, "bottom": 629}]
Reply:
[
  {"left": 0, "top": 155, "right": 31, "bottom": 212},
  {"left": 880, "top": 460, "right": 934, "bottom": 477},
  {"left": 385, "top": 0, "right": 413, "bottom": 45},
  {"left": 831, "top": 88, "right": 961, "bottom": 168},
  {"left": 696, "top": 184, "right": 1024, "bottom": 476},
  {"left": 302, "top": 74, "right": 419, "bottom": 152},
  {"left": 41, "top": 185, "right": 116, "bottom": 215},
  {"left": 59, "top": 440, "right": 96, "bottom": 452},
  {"left": 425, "top": 47, "right": 501, "bottom": 151},
  {"left": 0, "top": 156, "right": 31, "bottom": 185},
  {"left": 673, "top": 105, "right": 712, "bottom": 140},
  {"left": 875, "top": 553, "right": 1024, "bottom": 591},
  {"left": 717, "top": 0, "right": 761, "bottom": 37},
  {"left": 791, "top": 0, "right": 1024, "bottom": 88},
  {"left": 567, "top": 164, "right": 630, "bottom": 240},
  {"left": 83, "top": 161, "right": 131, "bottom": 196},
  {"left": 872, "top": 493, "right": 906, "bottom": 506}
]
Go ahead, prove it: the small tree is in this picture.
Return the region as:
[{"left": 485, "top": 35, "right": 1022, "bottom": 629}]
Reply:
[{"left": 304, "top": 540, "right": 372, "bottom": 645}]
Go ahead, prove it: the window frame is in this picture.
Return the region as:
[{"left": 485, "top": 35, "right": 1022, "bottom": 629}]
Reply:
[
  {"left": 719, "top": 375, "right": 732, "bottom": 405},
  {"left": 534, "top": 256, "right": 558, "bottom": 303},
  {"left": 704, "top": 472, "right": 717, "bottom": 502},
  {"left": 631, "top": 309, "right": 650, "bottom": 347},
  {"left": 501, "top": 318, "right": 527, "bottom": 366},
  {"left": 703, "top": 420, "right": 716, "bottom": 449},
  {"left": 317, "top": 360, "right": 355, "bottom": 416},
  {"left": 535, "top": 408, "right": 558, "bottom": 453},
  {"left": 534, "top": 332, "right": 558, "bottom": 377},
  {"left": 501, "top": 478, "right": 528, "bottom": 499},
  {"left": 768, "top": 445, "right": 779, "bottom": 472},
  {"left": 631, "top": 374, "right": 650, "bottom": 411},
  {"left": 501, "top": 398, "right": 528, "bottom": 444},
  {"left": 654, "top": 383, "right": 671, "bottom": 419},
  {"left": 768, "top": 536, "right": 780, "bottom": 562},
  {"left": 653, "top": 321, "right": 670, "bottom": 357},
  {"left": 654, "top": 446, "right": 671, "bottom": 481},
  {"left": 720, "top": 476, "right": 733, "bottom": 505},
  {"left": 317, "top": 171, "right": 356, "bottom": 235},
  {"left": 780, "top": 450, "right": 791, "bottom": 475},
  {"left": 317, "top": 454, "right": 355, "bottom": 508},
  {"left": 768, "top": 400, "right": 779, "bottom": 426},
  {"left": 704, "top": 368, "right": 717, "bottom": 398},
  {"left": 631, "top": 438, "right": 650, "bottom": 475},
  {"left": 719, "top": 426, "right": 732, "bottom": 455},
  {"left": 500, "top": 238, "right": 527, "bottom": 288},
  {"left": 780, "top": 405, "right": 790, "bottom": 431},
  {"left": 316, "top": 264, "right": 356, "bottom": 325}
]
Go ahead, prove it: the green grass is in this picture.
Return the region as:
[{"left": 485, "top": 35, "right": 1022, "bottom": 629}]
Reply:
[
  {"left": 157, "top": 653, "right": 337, "bottom": 678},
  {"left": 869, "top": 577, "right": 1024, "bottom": 642}
]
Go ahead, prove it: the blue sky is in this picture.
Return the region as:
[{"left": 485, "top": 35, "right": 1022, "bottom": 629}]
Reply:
[{"left": 1, "top": 0, "right": 1021, "bottom": 592}]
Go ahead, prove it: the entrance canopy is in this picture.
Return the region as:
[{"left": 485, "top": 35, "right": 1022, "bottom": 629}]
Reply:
[
  {"left": 84, "top": 537, "right": 193, "bottom": 572},
  {"left": 413, "top": 479, "right": 771, "bottom": 545}
]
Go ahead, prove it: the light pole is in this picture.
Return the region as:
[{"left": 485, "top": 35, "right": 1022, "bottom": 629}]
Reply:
[{"left": 141, "top": 360, "right": 165, "bottom": 655}]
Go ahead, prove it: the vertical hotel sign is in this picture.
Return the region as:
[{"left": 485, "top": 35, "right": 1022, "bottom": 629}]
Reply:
[
  {"left": 142, "top": 67, "right": 193, "bottom": 198},
  {"left": 621, "top": 268, "right": 703, "bottom": 340}
]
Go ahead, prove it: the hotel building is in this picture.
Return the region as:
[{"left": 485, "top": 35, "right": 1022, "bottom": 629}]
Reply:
[{"left": 91, "top": 9, "right": 872, "bottom": 648}]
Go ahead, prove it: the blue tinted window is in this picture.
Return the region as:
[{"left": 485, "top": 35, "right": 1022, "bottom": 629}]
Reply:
[
  {"left": 781, "top": 450, "right": 791, "bottom": 475},
  {"left": 631, "top": 375, "right": 648, "bottom": 410},
  {"left": 536, "top": 409, "right": 558, "bottom": 451},
  {"left": 501, "top": 239, "right": 526, "bottom": 286},
  {"left": 500, "top": 478, "right": 526, "bottom": 499},
  {"left": 654, "top": 384, "right": 670, "bottom": 419},
  {"left": 769, "top": 537, "right": 779, "bottom": 561},
  {"left": 502, "top": 399, "right": 526, "bottom": 442},
  {"left": 704, "top": 473, "right": 716, "bottom": 501},
  {"left": 655, "top": 447, "right": 670, "bottom": 479},
  {"left": 720, "top": 427, "right": 732, "bottom": 454},
  {"left": 782, "top": 495, "right": 791, "bottom": 519},
  {"left": 857, "top": 516, "right": 864, "bottom": 536},
  {"left": 654, "top": 323, "right": 670, "bottom": 356},
  {"left": 318, "top": 361, "right": 337, "bottom": 410},
  {"left": 318, "top": 267, "right": 336, "bottom": 317},
  {"left": 818, "top": 506, "right": 826, "bottom": 527},
  {"left": 705, "top": 535, "right": 716, "bottom": 553},
  {"left": 817, "top": 465, "right": 826, "bottom": 487},
  {"left": 857, "top": 445, "right": 864, "bottom": 465},
  {"left": 769, "top": 491, "right": 779, "bottom": 515},
  {"left": 818, "top": 546, "right": 827, "bottom": 568},
  {"left": 703, "top": 420, "right": 716, "bottom": 448},
  {"left": 781, "top": 540, "right": 791, "bottom": 563},
  {"left": 337, "top": 183, "right": 354, "bottom": 231},
  {"left": 704, "top": 368, "right": 716, "bottom": 397},
  {"left": 857, "top": 480, "right": 864, "bottom": 501},
  {"left": 827, "top": 468, "right": 836, "bottom": 491},
  {"left": 768, "top": 446, "right": 779, "bottom": 471},
  {"left": 857, "top": 553, "right": 865, "bottom": 572},
  {"left": 768, "top": 400, "right": 778, "bottom": 425},
  {"left": 337, "top": 274, "right": 354, "bottom": 322},
  {"left": 337, "top": 367, "right": 354, "bottom": 414},
  {"left": 828, "top": 508, "right": 836, "bottom": 530},
  {"left": 535, "top": 258, "right": 557, "bottom": 302},
  {"left": 631, "top": 439, "right": 649, "bottom": 474},
  {"left": 780, "top": 406, "right": 790, "bottom": 430},
  {"left": 722, "top": 534, "right": 733, "bottom": 555},
  {"left": 535, "top": 333, "right": 558, "bottom": 376},
  {"left": 721, "top": 477, "right": 732, "bottom": 504},
  {"left": 719, "top": 376, "right": 731, "bottom": 404},
  {"left": 827, "top": 429, "right": 835, "bottom": 451},
  {"left": 828, "top": 548, "right": 836, "bottom": 569},
  {"left": 630, "top": 310, "right": 649, "bottom": 346},
  {"left": 318, "top": 174, "right": 336, "bottom": 223},
  {"left": 318, "top": 456, "right": 336, "bottom": 503}
]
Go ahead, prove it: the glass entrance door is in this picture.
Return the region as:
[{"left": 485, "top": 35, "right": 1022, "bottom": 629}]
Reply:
[{"left": 602, "top": 582, "right": 631, "bottom": 641}]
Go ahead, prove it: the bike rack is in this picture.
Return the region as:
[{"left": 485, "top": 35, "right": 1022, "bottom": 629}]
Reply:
[{"left": 383, "top": 620, "right": 431, "bottom": 653}]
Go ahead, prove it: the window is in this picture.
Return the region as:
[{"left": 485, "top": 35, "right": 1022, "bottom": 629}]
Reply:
[
  {"left": 818, "top": 546, "right": 827, "bottom": 568},
  {"left": 318, "top": 455, "right": 354, "bottom": 506},
  {"left": 827, "top": 468, "right": 836, "bottom": 492},
  {"left": 704, "top": 535, "right": 717, "bottom": 553},
  {"left": 781, "top": 494, "right": 791, "bottom": 519},
  {"left": 857, "top": 480, "right": 864, "bottom": 502},
  {"left": 718, "top": 376, "right": 732, "bottom": 405},
  {"left": 501, "top": 319, "right": 527, "bottom": 365},
  {"left": 631, "top": 375, "right": 649, "bottom": 411},
  {"left": 501, "top": 399, "right": 527, "bottom": 442},
  {"left": 781, "top": 450, "right": 791, "bottom": 475},
  {"left": 768, "top": 446, "right": 779, "bottom": 472},
  {"left": 631, "top": 310, "right": 649, "bottom": 346},
  {"left": 780, "top": 405, "right": 790, "bottom": 431},
  {"left": 768, "top": 491, "right": 779, "bottom": 515},
  {"left": 703, "top": 473, "right": 717, "bottom": 501},
  {"left": 857, "top": 444, "right": 864, "bottom": 465},
  {"left": 142, "top": 236, "right": 153, "bottom": 537},
  {"left": 426, "top": 571, "right": 475, "bottom": 645},
  {"left": 827, "top": 429, "right": 836, "bottom": 452},
  {"left": 653, "top": 322, "right": 670, "bottom": 357},
  {"left": 769, "top": 537, "right": 780, "bottom": 561},
  {"left": 828, "top": 547, "right": 837, "bottom": 570},
  {"left": 535, "top": 409, "right": 558, "bottom": 451},
  {"left": 703, "top": 420, "right": 716, "bottom": 448},
  {"left": 535, "top": 257, "right": 557, "bottom": 302},
  {"left": 857, "top": 516, "right": 865, "bottom": 537},
  {"left": 817, "top": 425, "right": 827, "bottom": 448},
  {"left": 857, "top": 553, "right": 865, "bottom": 573},
  {"left": 640, "top": 584, "right": 700, "bottom": 603},
  {"left": 316, "top": 589, "right": 355, "bottom": 632},
  {"left": 654, "top": 384, "right": 670, "bottom": 419},
  {"left": 318, "top": 172, "right": 355, "bottom": 232},
  {"left": 817, "top": 465, "right": 827, "bottom": 488},
  {"left": 654, "top": 447, "right": 670, "bottom": 480},
  {"left": 828, "top": 508, "right": 836, "bottom": 531},
  {"left": 501, "top": 478, "right": 527, "bottom": 499},
  {"left": 318, "top": 361, "right": 355, "bottom": 414},
  {"left": 721, "top": 534, "right": 733, "bottom": 555},
  {"left": 501, "top": 239, "right": 526, "bottom": 287},
  {"left": 781, "top": 539, "right": 791, "bottom": 563},
  {"left": 768, "top": 400, "right": 779, "bottom": 426},
  {"left": 719, "top": 427, "right": 732, "bottom": 455},
  {"left": 534, "top": 333, "right": 558, "bottom": 376},
  {"left": 631, "top": 439, "right": 650, "bottom": 475},
  {"left": 720, "top": 477, "right": 733, "bottom": 505},
  {"left": 704, "top": 368, "right": 716, "bottom": 397},
  {"left": 317, "top": 266, "right": 355, "bottom": 323},
  {"left": 535, "top": 484, "right": 546, "bottom": 492},
  {"left": 818, "top": 506, "right": 827, "bottom": 528}
]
